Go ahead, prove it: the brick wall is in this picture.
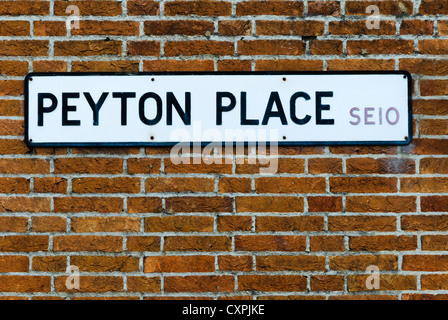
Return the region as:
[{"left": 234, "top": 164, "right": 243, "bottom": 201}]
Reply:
[{"left": 0, "top": 0, "right": 447, "bottom": 300}]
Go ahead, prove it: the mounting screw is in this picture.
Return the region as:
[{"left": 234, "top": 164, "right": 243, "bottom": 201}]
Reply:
[
  {"left": 404, "top": 136, "right": 408, "bottom": 140},
  {"left": 29, "top": 78, "right": 33, "bottom": 81},
  {"left": 151, "top": 78, "right": 155, "bottom": 82},
  {"left": 282, "top": 77, "right": 286, "bottom": 81},
  {"left": 150, "top": 136, "right": 155, "bottom": 140},
  {"left": 283, "top": 136, "right": 286, "bottom": 140}
]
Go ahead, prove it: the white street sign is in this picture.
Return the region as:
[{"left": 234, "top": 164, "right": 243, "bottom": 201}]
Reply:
[{"left": 25, "top": 72, "right": 411, "bottom": 146}]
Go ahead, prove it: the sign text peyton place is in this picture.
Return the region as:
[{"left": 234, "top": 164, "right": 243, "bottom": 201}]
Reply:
[{"left": 25, "top": 72, "right": 412, "bottom": 146}]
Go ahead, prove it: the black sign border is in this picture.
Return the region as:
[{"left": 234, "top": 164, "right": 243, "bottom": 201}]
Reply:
[{"left": 24, "top": 70, "right": 412, "bottom": 147}]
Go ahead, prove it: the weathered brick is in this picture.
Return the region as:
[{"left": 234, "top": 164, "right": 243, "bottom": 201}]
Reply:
[
  {"left": 236, "top": 1, "right": 304, "bottom": 16},
  {"left": 165, "top": 276, "right": 234, "bottom": 292},
  {"left": 256, "top": 255, "right": 326, "bottom": 271},
  {"left": 235, "top": 235, "right": 306, "bottom": 252},
  {"left": 236, "top": 196, "right": 304, "bottom": 212},
  {"left": 144, "top": 216, "right": 213, "bottom": 232},
  {"left": 256, "top": 216, "right": 324, "bottom": 232},
  {"left": 144, "top": 256, "right": 215, "bottom": 273},
  {"left": 54, "top": 1, "right": 122, "bottom": 16},
  {"left": 164, "top": 236, "right": 231, "bottom": 252},
  {"left": 238, "top": 275, "right": 306, "bottom": 292},
  {"left": 53, "top": 236, "right": 122, "bottom": 252},
  {"left": 71, "top": 217, "right": 140, "bottom": 233}
]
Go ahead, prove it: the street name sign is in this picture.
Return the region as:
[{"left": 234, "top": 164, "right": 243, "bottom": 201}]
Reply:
[{"left": 25, "top": 71, "right": 412, "bottom": 147}]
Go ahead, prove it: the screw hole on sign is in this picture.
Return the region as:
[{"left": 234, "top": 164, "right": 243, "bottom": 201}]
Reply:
[
  {"left": 151, "top": 78, "right": 155, "bottom": 82},
  {"left": 150, "top": 136, "right": 155, "bottom": 140},
  {"left": 283, "top": 77, "right": 286, "bottom": 81},
  {"left": 283, "top": 136, "right": 286, "bottom": 140}
]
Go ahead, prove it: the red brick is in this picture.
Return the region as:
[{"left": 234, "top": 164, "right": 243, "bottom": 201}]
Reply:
[
  {"left": 165, "top": 276, "right": 234, "bottom": 292},
  {"left": 127, "top": 277, "right": 161, "bottom": 292},
  {"left": 330, "top": 177, "right": 397, "bottom": 193},
  {"left": 401, "top": 20, "right": 434, "bottom": 35},
  {"left": 345, "top": 1, "right": 413, "bottom": 15},
  {"left": 74, "top": 60, "right": 139, "bottom": 72},
  {"left": 54, "top": 1, "right": 122, "bottom": 16},
  {"left": 71, "top": 217, "right": 140, "bottom": 233},
  {"left": 54, "top": 158, "right": 123, "bottom": 174},
  {"left": 347, "top": 40, "right": 415, "bottom": 55},
  {"left": 310, "top": 236, "right": 345, "bottom": 252},
  {"left": 72, "top": 177, "right": 140, "bottom": 194},
  {"left": 0, "top": 1, "right": 49, "bottom": 15},
  {"left": 144, "top": 216, "right": 213, "bottom": 232},
  {"left": 256, "top": 216, "right": 323, "bottom": 232},
  {"left": 236, "top": 196, "right": 304, "bottom": 212},
  {"left": 217, "top": 216, "right": 252, "bottom": 232},
  {"left": 144, "top": 256, "right": 215, "bottom": 273},
  {"left": 308, "top": 196, "right": 343, "bottom": 212},
  {"left": 238, "top": 40, "right": 306, "bottom": 55},
  {"left": 71, "top": 256, "right": 139, "bottom": 272},
  {"left": 256, "top": 21, "right": 325, "bottom": 36},
  {"left": 165, "top": 197, "right": 233, "bottom": 213},
  {"left": 145, "top": 20, "right": 213, "bottom": 35},
  {"left": 146, "top": 177, "right": 214, "bottom": 193},
  {"left": 126, "top": 236, "right": 160, "bottom": 252},
  {"left": 0, "top": 256, "right": 29, "bottom": 272},
  {"left": 72, "top": 21, "right": 139, "bottom": 36},
  {"left": 403, "top": 255, "right": 448, "bottom": 271},
  {"left": 54, "top": 41, "right": 121, "bottom": 56},
  {"left": 236, "top": 1, "right": 304, "bottom": 16},
  {"left": 311, "top": 275, "right": 344, "bottom": 291},
  {"left": 0, "top": 276, "right": 50, "bottom": 292},
  {"left": 165, "top": 41, "right": 234, "bottom": 56},
  {"left": 165, "top": 1, "right": 232, "bottom": 16},
  {"left": 330, "top": 255, "right": 398, "bottom": 271},
  {"left": 346, "top": 196, "right": 416, "bottom": 213},
  {"left": 238, "top": 275, "right": 306, "bottom": 292},
  {"left": 164, "top": 236, "right": 231, "bottom": 252},
  {"left": 53, "top": 236, "right": 122, "bottom": 252},
  {"left": 256, "top": 177, "right": 326, "bottom": 194},
  {"left": 329, "top": 216, "right": 396, "bottom": 232},
  {"left": 218, "top": 20, "right": 251, "bottom": 36},
  {"left": 348, "top": 274, "right": 416, "bottom": 291},
  {"left": 420, "top": 0, "right": 448, "bottom": 14},
  {"left": 127, "top": 0, "right": 159, "bottom": 15},
  {"left": 0, "top": 236, "right": 48, "bottom": 252},
  {"left": 55, "top": 276, "right": 123, "bottom": 292},
  {"left": 349, "top": 235, "right": 417, "bottom": 251},
  {"left": 235, "top": 235, "right": 306, "bottom": 252},
  {"left": 143, "top": 60, "right": 214, "bottom": 71},
  {"left": 308, "top": 1, "right": 340, "bottom": 15},
  {"left": 255, "top": 60, "right": 323, "bottom": 71},
  {"left": 54, "top": 197, "right": 123, "bottom": 213},
  {"left": 219, "top": 256, "right": 252, "bottom": 271},
  {"left": 256, "top": 256, "right": 325, "bottom": 271},
  {"left": 127, "top": 41, "right": 160, "bottom": 56},
  {"left": 127, "top": 197, "right": 162, "bottom": 213},
  {"left": 31, "top": 216, "right": 66, "bottom": 233},
  {"left": 346, "top": 158, "right": 415, "bottom": 174},
  {"left": 34, "top": 21, "right": 65, "bottom": 36},
  {"left": 0, "top": 40, "right": 48, "bottom": 56}
]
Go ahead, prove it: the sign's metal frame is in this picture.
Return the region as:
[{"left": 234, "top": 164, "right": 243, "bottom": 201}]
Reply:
[{"left": 24, "top": 71, "right": 413, "bottom": 147}]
